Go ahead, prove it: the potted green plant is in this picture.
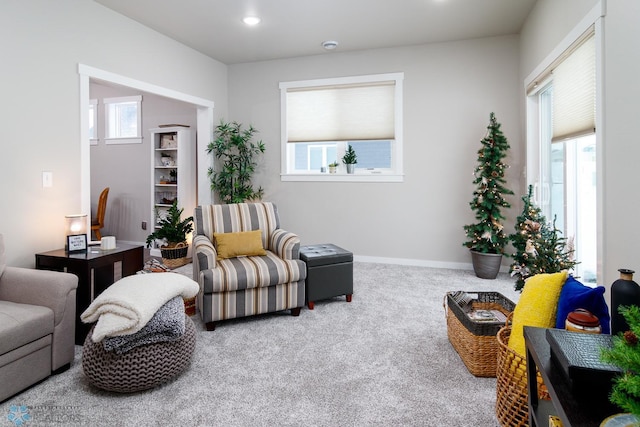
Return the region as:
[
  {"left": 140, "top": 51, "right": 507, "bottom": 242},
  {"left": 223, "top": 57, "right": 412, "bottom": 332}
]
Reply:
[
  {"left": 342, "top": 145, "right": 358, "bottom": 174},
  {"left": 146, "top": 200, "right": 194, "bottom": 268},
  {"left": 207, "top": 120, "right": 265, "bottom": 204},
  {"left": 328, "top": 161, "right": 339, "bottom": 174},
  {"left": 463, "top": 112, "right": 513, "bottom": 279}
]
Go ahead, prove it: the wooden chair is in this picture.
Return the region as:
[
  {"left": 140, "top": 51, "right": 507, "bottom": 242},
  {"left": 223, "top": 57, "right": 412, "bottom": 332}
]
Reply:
[{"left": 91, "top": 187, "right": 109, "bottom": 241}]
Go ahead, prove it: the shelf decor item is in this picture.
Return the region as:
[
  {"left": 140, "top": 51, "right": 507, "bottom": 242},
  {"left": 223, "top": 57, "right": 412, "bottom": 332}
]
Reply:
[
  {"left": 463, "top": 112, "right": 513, "bottom": 279},
  {"left": 611, "top": 269, "right": 640, "bottom": 335},
  {"left": 328, "top": 161, "right": 339, "bottom": 174},
  {"left": 207, "top": 120, "right": 265, "bottom": 204},
  {"left": 145, "top": 200, "right": 193, "bottom": 269},
  {"left": 341, "top": 145, "right": 357, "bottom": 174}
]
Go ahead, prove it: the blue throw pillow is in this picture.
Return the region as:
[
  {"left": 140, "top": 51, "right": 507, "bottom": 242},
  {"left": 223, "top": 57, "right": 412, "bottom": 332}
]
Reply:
[{"left": 555, "top": 275, "right": 610, "bottom": 334}]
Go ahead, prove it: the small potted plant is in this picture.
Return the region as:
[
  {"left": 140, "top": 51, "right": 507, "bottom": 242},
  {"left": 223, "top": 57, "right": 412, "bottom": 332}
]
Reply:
[
  {"left": 146, "top": 200, "right": 193, "bottom": 268},
  {"left": 328, "top": 161, "right": 339, "bottom": 174},
  {"left": 342, "top": 145, "right": 358, "bottom": 174}
]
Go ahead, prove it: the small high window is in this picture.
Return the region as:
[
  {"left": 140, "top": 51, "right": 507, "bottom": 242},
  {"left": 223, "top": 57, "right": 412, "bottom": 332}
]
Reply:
[{"left": 104, "top": 95, "right": 142, "bottom": 144}]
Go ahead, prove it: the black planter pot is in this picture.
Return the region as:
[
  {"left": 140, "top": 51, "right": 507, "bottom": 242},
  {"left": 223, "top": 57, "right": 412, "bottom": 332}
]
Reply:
[{"left": 470, "top": 250, "right": 502, "bottom": 280}]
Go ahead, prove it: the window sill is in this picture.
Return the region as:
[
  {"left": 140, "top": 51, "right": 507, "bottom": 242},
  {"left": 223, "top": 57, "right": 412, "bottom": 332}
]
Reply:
[
  {"left": 105, "top": 137, "right": 143, "bottom": 145},
  {"left": 281, "top": 173, "right": 404, "bottom": 183}
]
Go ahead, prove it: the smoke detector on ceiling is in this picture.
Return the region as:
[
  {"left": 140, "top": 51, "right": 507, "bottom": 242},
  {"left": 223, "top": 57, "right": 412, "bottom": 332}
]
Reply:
[{"left": 322, "top": 40, "right": 339, "bottom": 50}]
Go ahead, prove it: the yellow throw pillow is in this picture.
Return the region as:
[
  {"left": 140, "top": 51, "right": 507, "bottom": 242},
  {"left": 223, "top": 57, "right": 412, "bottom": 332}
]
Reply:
[
  {"left": 507, "top": 271, "right": 568, "bottom": 356},
  {"left": 214, "top": 230, "right": 266, "bottom": 260}
]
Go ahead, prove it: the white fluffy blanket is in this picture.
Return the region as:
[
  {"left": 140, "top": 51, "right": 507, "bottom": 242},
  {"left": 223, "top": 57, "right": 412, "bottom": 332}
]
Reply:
[{"left": 80, "top": 272, "right": 199, "bottom": 342}]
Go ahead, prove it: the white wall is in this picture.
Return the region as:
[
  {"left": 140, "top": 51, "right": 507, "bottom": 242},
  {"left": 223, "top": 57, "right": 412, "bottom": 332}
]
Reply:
[
  {"left": 228, "top": 36, "right": 522, "bottom": 268},
  {"left": 519, "top": 0, "right": 640, "bottom": 288},
  {"left": 601, "top": 1, "right": 640, "bottom": 286},
  {"left": 0, "top": 1, "right": 226, "bottom": 266}
]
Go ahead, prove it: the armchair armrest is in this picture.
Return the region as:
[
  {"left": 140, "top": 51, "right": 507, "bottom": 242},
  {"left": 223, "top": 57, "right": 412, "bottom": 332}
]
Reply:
[
  {"left": 269, "top": 229, "right": 301, "bottom": 260},
  {"left": 193, "top": 235, "right": 218, "bottom": 278}
]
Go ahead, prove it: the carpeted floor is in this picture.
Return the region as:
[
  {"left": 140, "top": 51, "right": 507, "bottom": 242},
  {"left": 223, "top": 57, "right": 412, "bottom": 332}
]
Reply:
[{"left": 1, "top": 262, "right": 519, "bottom": 426}]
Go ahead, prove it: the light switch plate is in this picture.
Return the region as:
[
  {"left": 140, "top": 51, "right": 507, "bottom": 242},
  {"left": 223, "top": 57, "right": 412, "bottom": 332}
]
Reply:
[{"left": 42, "top": 171, "right": 53, "bottom": 188}]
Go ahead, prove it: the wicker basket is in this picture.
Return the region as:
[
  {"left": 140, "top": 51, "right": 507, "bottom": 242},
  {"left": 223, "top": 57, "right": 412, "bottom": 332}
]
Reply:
[
  {"left": 495, "top": 324, "right": 549, "bottom": 427},
  {"left": 160, "top": 242, "right": 190, "bottom": 269},
  {"left": 446, "top": 291, "right": 515, "bottom": 377}
]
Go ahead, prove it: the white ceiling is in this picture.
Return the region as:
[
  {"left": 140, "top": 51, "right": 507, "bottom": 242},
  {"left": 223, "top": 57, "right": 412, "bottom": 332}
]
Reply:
[{"left": 95, "top": 0, "right": 537, "bottom": 65}]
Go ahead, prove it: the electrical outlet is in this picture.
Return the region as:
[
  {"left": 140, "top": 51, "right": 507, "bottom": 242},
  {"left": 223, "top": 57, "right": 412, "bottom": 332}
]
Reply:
[{"left": 141, "top": 221, "right": 147, "bottom": 230}]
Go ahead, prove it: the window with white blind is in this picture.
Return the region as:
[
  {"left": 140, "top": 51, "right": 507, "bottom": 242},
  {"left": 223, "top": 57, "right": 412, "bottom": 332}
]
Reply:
[
  {"left": 279, "top": 73, "right": 404, "bottom": 182},
  {"left": 104, "top": 95, "right": 142, "bottom": 144},
  {"left": 527, "top": 29, "right": 597, "bottom": 282}
]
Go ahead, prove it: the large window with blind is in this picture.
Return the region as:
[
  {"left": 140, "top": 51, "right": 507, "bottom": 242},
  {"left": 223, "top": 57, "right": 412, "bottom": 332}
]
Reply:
[
  {"left": 279, "top": 73, "right": 404, "bottom": 182},
  {"left": 528, "top": 30, "right": 597, "bottom": 282}
]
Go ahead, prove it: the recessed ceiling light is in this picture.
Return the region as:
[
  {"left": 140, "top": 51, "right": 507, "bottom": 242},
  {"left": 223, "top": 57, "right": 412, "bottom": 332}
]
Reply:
[
  {"left": 322, "top": 40, "right": 339, "bottom": 50},
  {"left": 243, "top": 16, "right": 261, "bottom": 26}
]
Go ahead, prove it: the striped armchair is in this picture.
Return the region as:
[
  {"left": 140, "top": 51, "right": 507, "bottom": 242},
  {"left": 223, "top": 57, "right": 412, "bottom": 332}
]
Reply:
[{"left": 192, "top": 202, "right": 306, "bottom": 330}]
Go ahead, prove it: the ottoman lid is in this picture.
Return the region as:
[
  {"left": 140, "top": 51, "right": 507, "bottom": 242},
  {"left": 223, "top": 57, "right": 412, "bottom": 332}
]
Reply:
[{"left": 300, "top": 244, "right": 353, "bottom": 267}]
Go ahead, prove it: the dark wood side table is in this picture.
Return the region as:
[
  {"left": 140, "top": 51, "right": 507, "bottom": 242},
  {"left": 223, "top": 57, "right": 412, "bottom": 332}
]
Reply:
[
  {"left": 36, "top": 243, "right": 144, "bottom": 345},
  {"left": 524, "top": 326, "right": 618, "bottom": 427}
]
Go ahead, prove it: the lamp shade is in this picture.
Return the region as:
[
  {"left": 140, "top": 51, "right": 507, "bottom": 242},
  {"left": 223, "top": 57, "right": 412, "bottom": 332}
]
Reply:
[{"left": 65, "top": 214, "right": 87, "bottom": 236}]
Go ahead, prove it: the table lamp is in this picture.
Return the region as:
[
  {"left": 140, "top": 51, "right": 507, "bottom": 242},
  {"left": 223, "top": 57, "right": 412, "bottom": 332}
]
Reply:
[{"left": 65, "top": 214, "right": 88, "bottom": 253}]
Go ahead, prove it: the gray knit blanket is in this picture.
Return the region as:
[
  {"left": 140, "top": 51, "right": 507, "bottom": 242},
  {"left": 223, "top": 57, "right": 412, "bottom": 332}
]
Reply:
[{"left": 102, "top": 296, "right": 185, "bottom": 354}]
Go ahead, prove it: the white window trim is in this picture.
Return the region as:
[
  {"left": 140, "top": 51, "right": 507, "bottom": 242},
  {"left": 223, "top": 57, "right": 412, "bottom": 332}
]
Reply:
[
  {"left": 89, "top": 99, "right": 98, "bottom": 146},
  {"left": 279, "top": 73, "right": 404, "bottom": 182},
  {"left": 104, "top": 95, "right": 143, "bottom": 145}
]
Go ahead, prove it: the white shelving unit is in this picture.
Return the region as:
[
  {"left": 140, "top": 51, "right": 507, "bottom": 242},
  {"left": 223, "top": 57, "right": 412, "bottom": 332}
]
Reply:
[{"left": 149, "top": 126, "right": 196, "bottom": 255}]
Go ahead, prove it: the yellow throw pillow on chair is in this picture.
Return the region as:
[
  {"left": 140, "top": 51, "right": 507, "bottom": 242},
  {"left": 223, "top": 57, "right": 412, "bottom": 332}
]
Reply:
[
  {"left": 507, "top": 271, "right": 568, "bottom": 356},
  {"left": 214, "top": 230, "right": 267, "bottom": 260}
]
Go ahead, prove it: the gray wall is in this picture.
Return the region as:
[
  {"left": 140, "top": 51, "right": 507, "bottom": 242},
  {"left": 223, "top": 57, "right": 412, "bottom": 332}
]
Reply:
[
  {"left": 89, "top": 82, "right": 197, "bottom": 244},
  {"left": 0, "top": 0, "right": 226, "bottom": 266},
  {"left": 4, "top": 0, "right": 637, "bottom": 285},
  {"left": 228, "top": 36, "right": 522, "bottom": 268}
]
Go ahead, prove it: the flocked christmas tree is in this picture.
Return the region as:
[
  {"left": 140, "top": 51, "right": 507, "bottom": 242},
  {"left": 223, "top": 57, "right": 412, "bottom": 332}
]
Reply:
[
  {"left": 463, "top": 112, "right": 513, "bottom": 255},
  {"left": 601, "top": 305, "right": 640, "bottom": 418},
  {"left": 509, "top": 185, "right": 578, "bottom": 291}
]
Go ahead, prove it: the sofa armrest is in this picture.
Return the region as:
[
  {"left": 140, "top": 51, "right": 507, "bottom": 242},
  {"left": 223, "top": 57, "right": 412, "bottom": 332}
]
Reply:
[
  {"left": 193, "top": 235, "right": 218, "bottom": 278},
  {"left": 269, "top": 229, "right": 301, "bottom": 260},
  {"left": 0, "top": 266, "right": 78, "bottom": 370},
  {"left": 0, "top": 266, "right": 77, "bottom": 326}
]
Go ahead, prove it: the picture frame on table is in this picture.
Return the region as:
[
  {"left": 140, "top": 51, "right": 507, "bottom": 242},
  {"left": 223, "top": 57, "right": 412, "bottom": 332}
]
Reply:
[{"left": 67, "top": 234, "right": 87, "bottom": 253}]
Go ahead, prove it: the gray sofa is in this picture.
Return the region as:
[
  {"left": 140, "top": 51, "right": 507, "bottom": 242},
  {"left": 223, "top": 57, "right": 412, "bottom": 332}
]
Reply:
[{"left": 0, "top": 234, "right": 78, "bottom": 402}]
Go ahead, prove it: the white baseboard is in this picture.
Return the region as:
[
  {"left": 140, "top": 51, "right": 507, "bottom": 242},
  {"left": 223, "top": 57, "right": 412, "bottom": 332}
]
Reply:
[
  {"left": 122, "top": 240, "right": 509, "bottom": 273},
  {"left": 354, "top": 254, "right": 510, "bottom": 273}
]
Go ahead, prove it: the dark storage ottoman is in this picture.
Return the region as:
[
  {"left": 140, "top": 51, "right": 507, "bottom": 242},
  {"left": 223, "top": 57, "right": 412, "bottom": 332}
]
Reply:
[{"left": 300, "top": 244, "right": 353, "bottom": 309}]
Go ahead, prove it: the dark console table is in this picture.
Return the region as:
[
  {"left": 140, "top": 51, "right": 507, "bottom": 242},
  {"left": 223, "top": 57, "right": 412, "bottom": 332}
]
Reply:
[
  {"left": 36, "top": 243, "right": 144, "bottom": 344},
  {"left": 524, "top": 326, "right": 619, "bottom": 427}
]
